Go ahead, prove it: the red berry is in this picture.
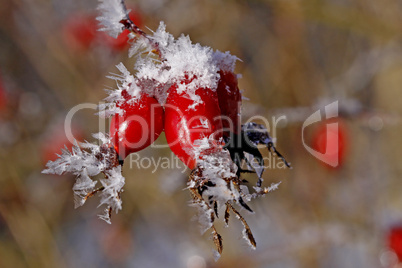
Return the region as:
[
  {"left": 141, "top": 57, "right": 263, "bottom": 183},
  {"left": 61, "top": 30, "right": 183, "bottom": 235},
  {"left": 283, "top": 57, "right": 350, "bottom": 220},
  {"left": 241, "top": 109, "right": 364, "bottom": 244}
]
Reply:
[
  {"left": 41, "top": 125, "right": 83, "bottom": 164},
  {"left": 64, "top": 9, "right": 143, "bottom": 52},
  {"left": 388, "top": 226, "right": 402, "bottom": 262},
  {"left": 105, "top": 29, "right": 131, "bottom": 51},
  {"left": 164, "top": 84, "right": 223, "bottom": 169},
  {"left": 216, "top": 71, "right": 242, "bottom": 136},
  {"left": 312, "top": 118, "right": 347, "bottom": 168},
  {"left": 63, "top": 14, "right": 98, "bottom": 51},
  {"left": 0, "top": 74, "right": 6, "bottom": 112},
  {"left": 110, "top": 91, "right": 164, "bottom": 159}
]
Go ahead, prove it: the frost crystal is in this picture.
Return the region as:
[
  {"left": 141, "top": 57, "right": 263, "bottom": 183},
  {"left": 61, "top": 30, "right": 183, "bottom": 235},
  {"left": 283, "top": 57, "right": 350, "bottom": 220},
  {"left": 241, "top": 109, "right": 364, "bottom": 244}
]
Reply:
[
  {"left": 212, "top": 250, "right": 221, "bottom": 261},
  {"left": 213, "top": 50, "right": 240, "bottom": 73},
  {"left": 187, "top": 136, "right": 284, "bottom": 253},
  {"left": 42, "top": 133, "right": 125, "bottom": 223},
  {"left": 193, "top": 139, "right": 239, "bottom": 205},
  {"left": 97, "top": 0, "right": 127, "bottom": 38},
  {"left": 98, "top": 63, "right": 142, "bottom": 118},
  {"left": 132, "top": 22, "right": 238, "bottom": 107},
  {"left": 42, "top": 140, "right": 101, "bottom": 177},
  {"left": 98, "top": 165, "right": 125, "bottom": 223}
]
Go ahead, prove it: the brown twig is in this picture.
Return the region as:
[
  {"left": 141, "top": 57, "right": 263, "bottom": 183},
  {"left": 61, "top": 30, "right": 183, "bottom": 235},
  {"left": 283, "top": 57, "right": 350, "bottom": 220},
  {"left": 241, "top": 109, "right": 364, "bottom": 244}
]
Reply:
[
  {"left": 84, "top": 186, "right": 105, "bottom": 201},
  {"left": 119, "top": 0, "right": 162, "bottom": 57}
]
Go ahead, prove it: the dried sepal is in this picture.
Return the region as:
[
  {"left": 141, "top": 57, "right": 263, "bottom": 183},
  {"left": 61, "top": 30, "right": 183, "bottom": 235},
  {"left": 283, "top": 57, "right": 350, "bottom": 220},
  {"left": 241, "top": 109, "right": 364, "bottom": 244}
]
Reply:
[
  {"left": 99, "top": 206, "right": 113, "bottom": 224},
  {"left": 188, "top": 139, "right": 260, "bottom": 253},
  {"left": 224, "top": 203, "right": 230, "bottom": 227},
  {"left": 188, "top": 135, "right": 284, "bottom": 254},
  {"left": 211, "top": 226, "right": 223, "bottom": 255},
  {"left": 213, "top": 201, "right": 218, "bottom": 218},
  {"left": 227, "top": 203, "right": 256, "bottom": 249},
  {"left": 188, "top": 180, "right": 215, "bottom": 233},
  {"left": 267, "top": 142, "right": 292, "bottom": 168},
  {"left": 189, "top": 168, "right": 225, "bottom": 254},
  {"left": 98, "top": 165, "right": 125, "bottom": 215},
  {"left": 242, "top": 122, "right": 291, "bottom": 169},
  {"left": 249, "top": 182, "right": 282, "bottom": 199}
]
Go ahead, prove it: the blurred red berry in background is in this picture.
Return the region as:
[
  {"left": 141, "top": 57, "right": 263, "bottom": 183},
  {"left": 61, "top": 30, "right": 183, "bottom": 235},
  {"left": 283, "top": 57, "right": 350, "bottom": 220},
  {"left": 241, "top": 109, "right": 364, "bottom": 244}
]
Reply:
[
  {"left": 63, "top": 8, "right": 143, "bottom": 52},
  {"left": 388, "top": 226, "right": 402, "bottom": 262},
  {"left": 312, "top": 118, "right": 347, "bottom": 169},
  {"left": 63, "top": 14, "right": 98, "bottom": 51},
  {"left": 41, "top": 124, "right": 83, "bottom": 164},
  {"left": 0, "top": 73, "right": 7, "bottom": 112}
]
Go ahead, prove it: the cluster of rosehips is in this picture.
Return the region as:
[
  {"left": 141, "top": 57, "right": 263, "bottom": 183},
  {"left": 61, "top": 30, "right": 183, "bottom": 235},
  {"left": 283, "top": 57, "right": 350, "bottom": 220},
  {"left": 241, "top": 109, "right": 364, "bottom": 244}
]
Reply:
[
  {"left": 43, "top": 0, "right": 291, "bottom": 255},
  {"left": 109, "top": 70, "right": 241, "bottom": 171},
  {"left": 107, "top": 68, "right": 271, "bottom": 254}
]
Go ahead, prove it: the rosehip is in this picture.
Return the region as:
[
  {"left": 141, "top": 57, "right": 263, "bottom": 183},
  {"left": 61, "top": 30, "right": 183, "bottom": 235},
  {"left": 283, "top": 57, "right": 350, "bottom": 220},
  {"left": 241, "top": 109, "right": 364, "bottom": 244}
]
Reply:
[
  {"left": 216, "top": 71, "right": 241, "bottom": 136},
  {"left": 110, "top": 91, "right": 164, "bottom": 160},
  {"left": 63, "top": 14, "right": 98, "bottom": 51},
  {"left": 104, "top": 8, "right": 143, "bottom": 51},
  {"left": 312, "top": 118, "right": 347, "bottom": 168},
  {"left": 164, "top": 84, "right": 223, "bottom": 169},
  {"left": 0, "top": 74, "right": 6, "bottom": 112},
  {"left": 64, "top": 9, "right": 142, "bottom": 52},
  {"left": 41, "top": 124, "right": 83, "bottom": 164},
  {"left": 388, "top": 226, "right": 402, "bottom": 262}
]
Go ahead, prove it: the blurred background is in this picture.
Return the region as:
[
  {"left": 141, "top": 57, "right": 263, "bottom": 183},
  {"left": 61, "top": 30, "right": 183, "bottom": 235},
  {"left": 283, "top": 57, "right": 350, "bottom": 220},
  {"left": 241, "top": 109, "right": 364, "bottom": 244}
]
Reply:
[{"left": 1, "top": 0, "right": 402, "bottom": 267}]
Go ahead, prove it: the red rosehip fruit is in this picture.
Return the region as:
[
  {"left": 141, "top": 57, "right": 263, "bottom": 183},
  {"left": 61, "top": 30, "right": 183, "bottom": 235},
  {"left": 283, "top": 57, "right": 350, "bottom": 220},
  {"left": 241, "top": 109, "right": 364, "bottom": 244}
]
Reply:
[
  {"left": 41, "top": 125, "right": 83, "bottom": 164},
  {"left": 64, "top": 8, "right": 143, "bottom": 52},
  {"left": 216, "top": 71, "right": 242, "bottom": 136},
  {"left": 312, "top": 118, "right": 347, "bottom": 168},
  {"left": 0, "top": 74, "right": 6, "bottom": 112},
  {"left": 110, "top": 91, "right": 164, "bottom": 160},
  {"left": 164, "top": 84, "right": 223, "bottom": 169},
  {"left": 388, "top": 226, "right": 402, "bottom": 262},
  {"left": 63, "top": 14, "right": 98, "bottom": 51}
]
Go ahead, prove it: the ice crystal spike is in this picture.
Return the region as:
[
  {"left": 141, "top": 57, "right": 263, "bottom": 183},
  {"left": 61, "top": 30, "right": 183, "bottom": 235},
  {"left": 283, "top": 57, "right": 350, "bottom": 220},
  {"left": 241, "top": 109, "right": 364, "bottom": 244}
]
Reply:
[
  {"left": 98, "top": 63, "right": 141, "bottom": 118},
  {"left": 97, "top": 0, "right": 127, "bottom": 38}
]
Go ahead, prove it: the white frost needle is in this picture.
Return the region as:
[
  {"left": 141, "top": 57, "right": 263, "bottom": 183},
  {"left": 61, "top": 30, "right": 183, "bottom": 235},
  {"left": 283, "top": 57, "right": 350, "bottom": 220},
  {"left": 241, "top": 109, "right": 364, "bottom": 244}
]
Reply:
[
  {"left": 42, "top": 134, "right": 125, "bottom": 223},
  {"left": 96, "top": 0, "right": 127, "bottom": 38}
]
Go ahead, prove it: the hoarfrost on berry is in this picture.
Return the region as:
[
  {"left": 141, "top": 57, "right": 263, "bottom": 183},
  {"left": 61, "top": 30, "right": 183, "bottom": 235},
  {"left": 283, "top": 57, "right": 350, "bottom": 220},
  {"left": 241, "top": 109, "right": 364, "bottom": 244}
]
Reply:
[
  {"left": 133, "top": 22, "right": 239, "bottom": 107},
  {"left": 98, "top": 63, "right": 142, "bottom": 118}
]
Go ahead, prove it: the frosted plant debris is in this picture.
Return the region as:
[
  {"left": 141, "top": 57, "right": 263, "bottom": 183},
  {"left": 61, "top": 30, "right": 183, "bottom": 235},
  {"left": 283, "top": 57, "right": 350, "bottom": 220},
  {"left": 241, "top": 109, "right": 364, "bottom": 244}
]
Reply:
[{"left": 42, "top": 133, "right": 125, "bottom": 223}]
